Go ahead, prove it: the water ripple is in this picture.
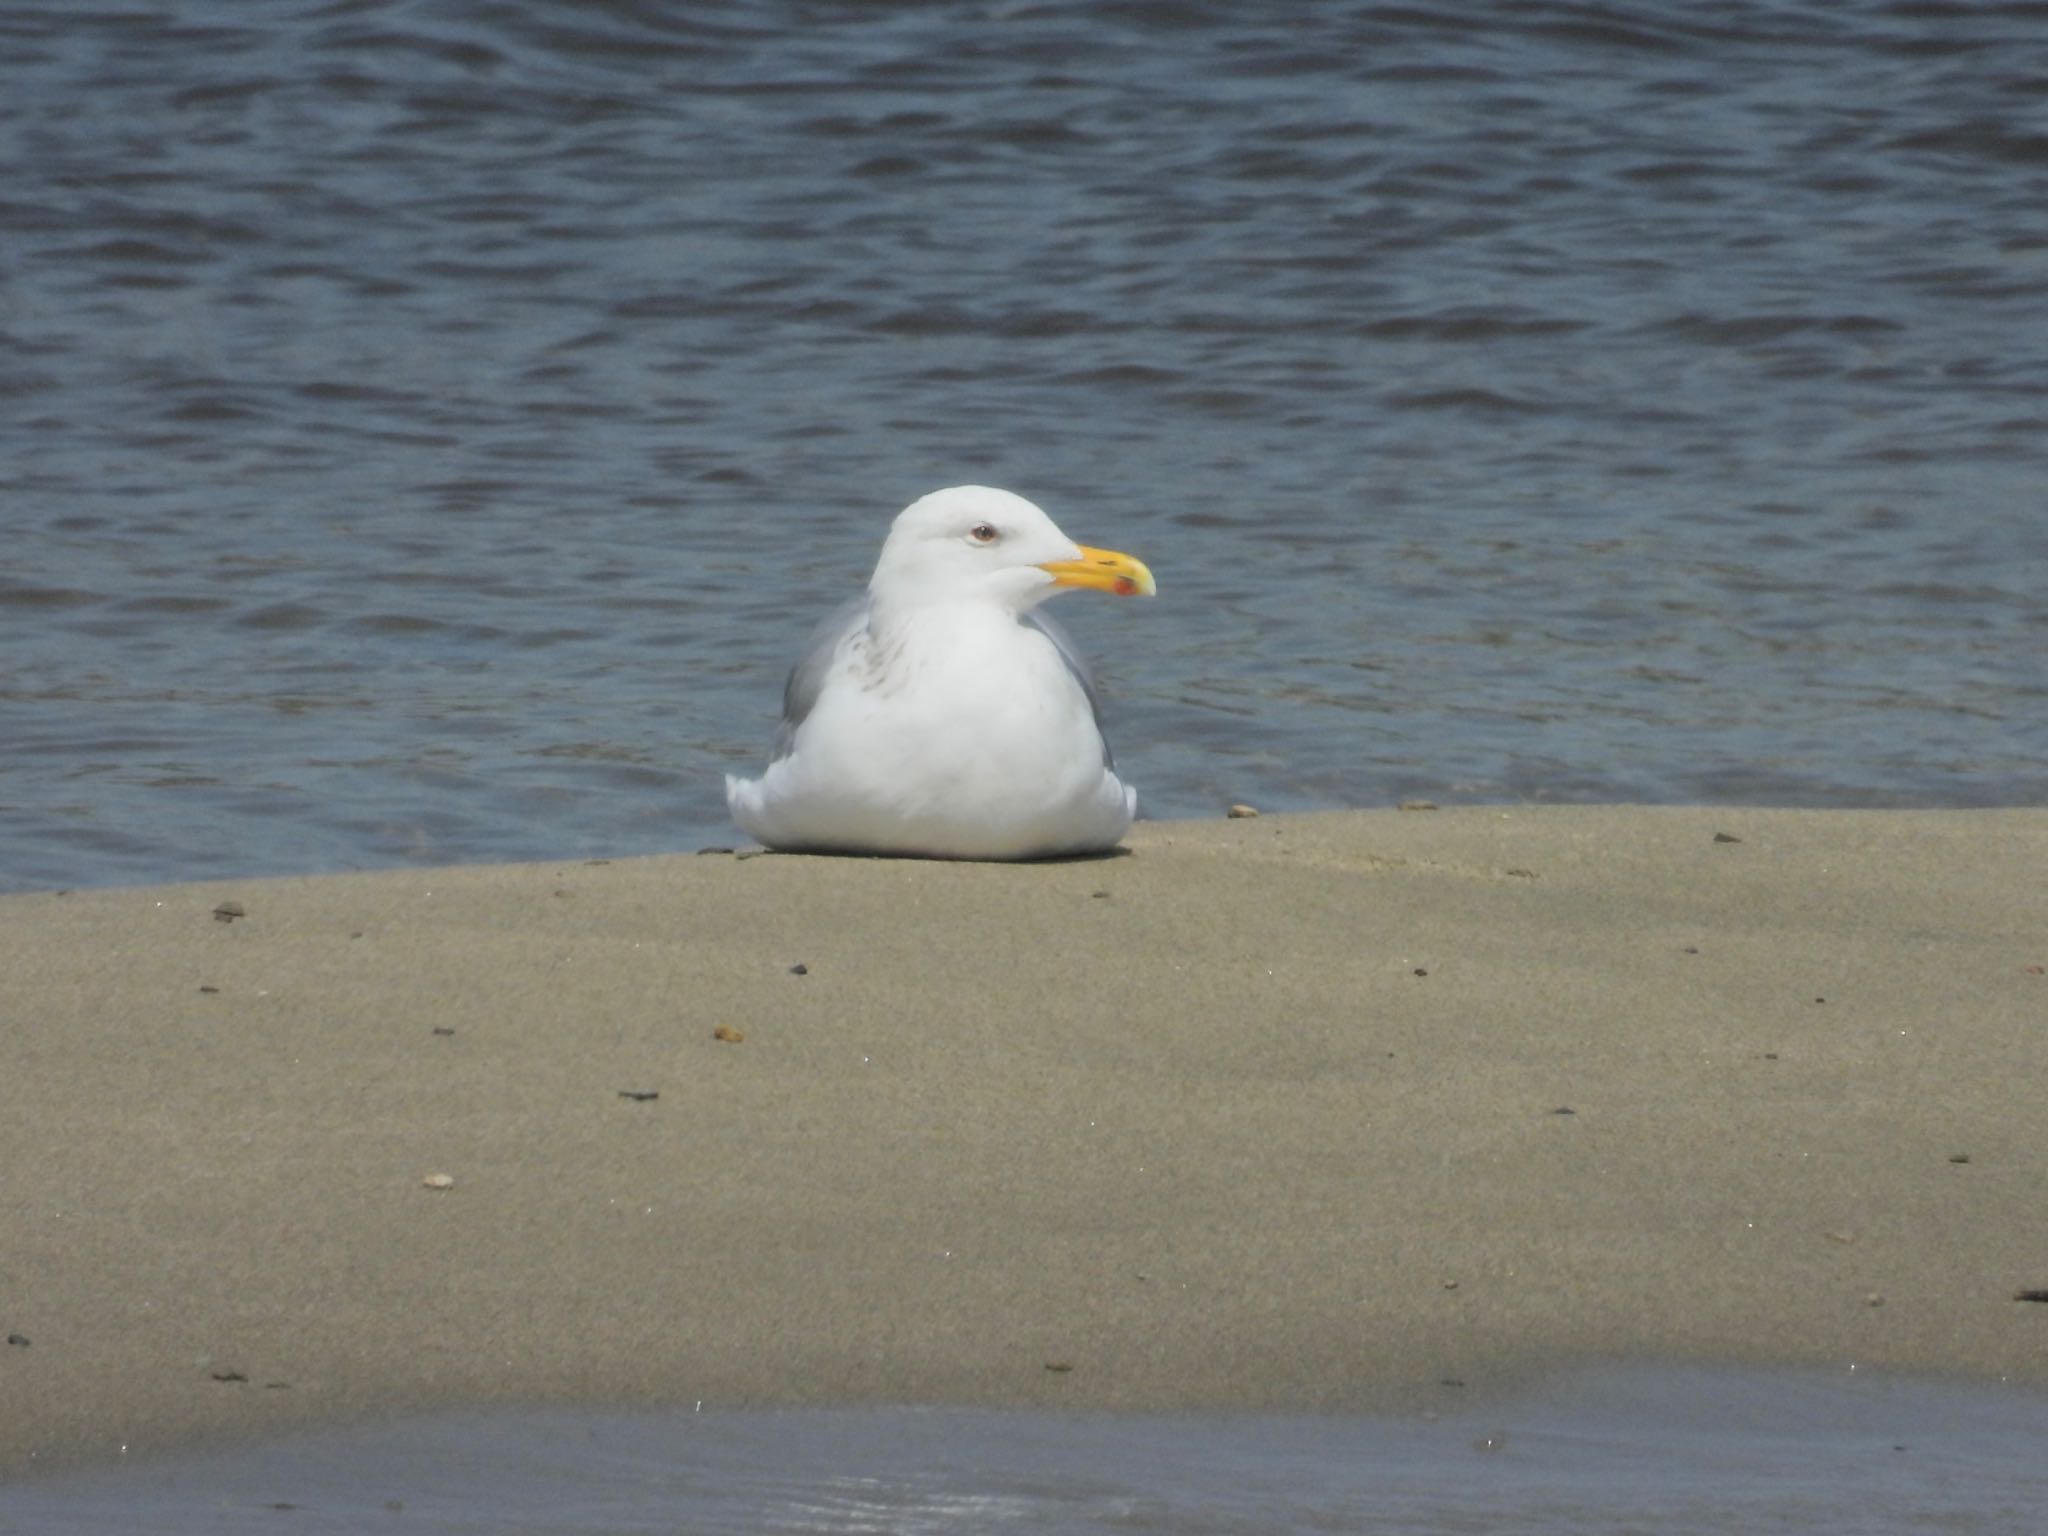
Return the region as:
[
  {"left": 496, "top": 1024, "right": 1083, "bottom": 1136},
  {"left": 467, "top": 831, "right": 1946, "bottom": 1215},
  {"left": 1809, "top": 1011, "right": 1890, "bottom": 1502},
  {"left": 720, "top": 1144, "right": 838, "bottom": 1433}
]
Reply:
[{"left": 2, "top": 0, "right": 2045, "bottom": 889}]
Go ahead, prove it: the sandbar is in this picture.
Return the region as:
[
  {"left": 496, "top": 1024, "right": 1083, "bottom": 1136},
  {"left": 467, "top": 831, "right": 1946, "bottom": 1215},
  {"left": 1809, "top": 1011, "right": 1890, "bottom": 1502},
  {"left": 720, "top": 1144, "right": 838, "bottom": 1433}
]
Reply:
[{"left": 3, "top": 807, "right": 2044, "bottom": 1475}]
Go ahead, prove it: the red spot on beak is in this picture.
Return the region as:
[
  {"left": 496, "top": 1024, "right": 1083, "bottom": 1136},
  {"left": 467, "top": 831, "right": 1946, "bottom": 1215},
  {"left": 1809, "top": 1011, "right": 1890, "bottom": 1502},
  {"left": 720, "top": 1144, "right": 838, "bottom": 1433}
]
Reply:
[{"left": 1112, "top": 575, "right": 1137, "bottom": 596}]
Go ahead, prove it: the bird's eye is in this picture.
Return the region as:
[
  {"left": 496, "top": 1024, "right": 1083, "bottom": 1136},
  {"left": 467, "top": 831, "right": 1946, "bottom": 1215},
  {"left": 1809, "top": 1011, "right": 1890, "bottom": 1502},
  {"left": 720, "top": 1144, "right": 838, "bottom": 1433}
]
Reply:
[{"left": 968, "top": 523, "right": 999, "bottom": 545}]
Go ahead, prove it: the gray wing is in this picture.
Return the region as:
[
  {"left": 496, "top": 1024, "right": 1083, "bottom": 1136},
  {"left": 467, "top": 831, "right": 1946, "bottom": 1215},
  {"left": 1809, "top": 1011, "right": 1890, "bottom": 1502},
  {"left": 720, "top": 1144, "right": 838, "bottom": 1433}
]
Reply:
[
  {"left": 1025, "top": 610, "right": 1117, "bottom": 771},
  {"left": 771, "top": 596, "right": 868, "bottom": 762}
]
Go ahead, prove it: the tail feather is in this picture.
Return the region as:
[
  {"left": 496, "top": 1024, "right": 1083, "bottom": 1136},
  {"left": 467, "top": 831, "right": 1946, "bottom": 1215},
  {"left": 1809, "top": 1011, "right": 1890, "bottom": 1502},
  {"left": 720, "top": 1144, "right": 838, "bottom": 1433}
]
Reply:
[{"left": 724, "top": 773, "right": 764, "bottom": 844}]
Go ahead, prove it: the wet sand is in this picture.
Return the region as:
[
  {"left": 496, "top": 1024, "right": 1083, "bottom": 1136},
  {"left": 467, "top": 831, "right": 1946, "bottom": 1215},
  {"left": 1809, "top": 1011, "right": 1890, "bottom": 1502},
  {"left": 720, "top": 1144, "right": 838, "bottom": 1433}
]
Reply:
[{"left": 4, "top": 807, "right": 2045, "bottom": 1475}]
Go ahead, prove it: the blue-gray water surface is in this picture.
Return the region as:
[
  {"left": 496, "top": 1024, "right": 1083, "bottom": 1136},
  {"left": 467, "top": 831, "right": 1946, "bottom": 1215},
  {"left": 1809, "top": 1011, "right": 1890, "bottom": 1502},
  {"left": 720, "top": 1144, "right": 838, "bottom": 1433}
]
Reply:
[
  {"left": 7, "top": 1367, "right": 2047, "bottom": 1534},
  {"left": 4, "top": 1, "right": 2045, "bottom": 892}
]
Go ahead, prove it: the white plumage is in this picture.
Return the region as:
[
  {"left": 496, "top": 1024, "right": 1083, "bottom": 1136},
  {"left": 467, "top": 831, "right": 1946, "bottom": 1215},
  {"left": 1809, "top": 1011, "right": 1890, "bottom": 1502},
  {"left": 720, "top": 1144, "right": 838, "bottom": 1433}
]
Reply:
[{"left": 725, "top": 486, "right": 1156, "bottom": 859}]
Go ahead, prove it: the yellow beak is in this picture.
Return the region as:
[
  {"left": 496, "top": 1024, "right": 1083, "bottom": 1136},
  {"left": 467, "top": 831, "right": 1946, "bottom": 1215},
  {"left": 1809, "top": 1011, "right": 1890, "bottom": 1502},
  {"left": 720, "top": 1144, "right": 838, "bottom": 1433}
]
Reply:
[{"left": 1037, "top": 545, "right": 1157, "bottom": 598}]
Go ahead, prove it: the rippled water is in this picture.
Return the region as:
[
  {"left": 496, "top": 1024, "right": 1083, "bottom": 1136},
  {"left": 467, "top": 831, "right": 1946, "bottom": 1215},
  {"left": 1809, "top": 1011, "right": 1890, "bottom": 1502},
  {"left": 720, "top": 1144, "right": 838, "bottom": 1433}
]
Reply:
[
  {"left": 8, "top": 1367, "right": 2048, "bottom": 1534},
  {"left": 4, "top": 1, "right": 2044, "bottom": 891}
]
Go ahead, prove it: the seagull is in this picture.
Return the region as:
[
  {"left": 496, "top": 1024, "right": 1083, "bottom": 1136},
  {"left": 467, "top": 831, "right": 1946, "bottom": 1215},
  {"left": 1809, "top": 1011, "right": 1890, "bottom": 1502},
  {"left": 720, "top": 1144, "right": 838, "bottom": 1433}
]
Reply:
[{"left": 725, "top": 486, "right": 1155, "bottom": 859}]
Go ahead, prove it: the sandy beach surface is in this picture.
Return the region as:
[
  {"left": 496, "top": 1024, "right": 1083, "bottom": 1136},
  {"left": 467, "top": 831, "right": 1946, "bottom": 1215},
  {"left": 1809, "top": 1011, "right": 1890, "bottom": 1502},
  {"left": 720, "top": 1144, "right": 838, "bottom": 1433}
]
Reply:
[{"left": 3, "top": 807, "right": 2044, "bottom": 1476}]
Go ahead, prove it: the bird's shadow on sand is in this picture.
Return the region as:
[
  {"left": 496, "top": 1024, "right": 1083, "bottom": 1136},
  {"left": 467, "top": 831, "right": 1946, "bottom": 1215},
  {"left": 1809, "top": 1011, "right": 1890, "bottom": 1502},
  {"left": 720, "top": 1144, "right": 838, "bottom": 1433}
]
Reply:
[
  {"left": 1019, "top": 846, "right": 1135, "bottom": 865},
  {"left": 719, "top": 846, "right": 1135, "bottom": 865}
]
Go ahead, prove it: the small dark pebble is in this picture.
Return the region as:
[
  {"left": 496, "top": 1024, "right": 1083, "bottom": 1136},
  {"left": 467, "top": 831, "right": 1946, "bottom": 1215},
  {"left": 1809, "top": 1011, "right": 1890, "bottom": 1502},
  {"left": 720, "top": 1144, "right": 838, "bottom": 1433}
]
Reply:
[
  {"left": 432, "top": 1026, "right": 455, "bottom": 1037},
  {"left": 1713, "top": 832, "right": 1742, "bottom": 844},
  {"left": 1091, "top": 890, "right": 1110, "bottom": 899},
  {"left": 198, "top": 985, "right": 220, "bottom": 994},
  {"left": 211, "top": 1370, "right": 248, "bottom": 1383},
  {"left": 1949, "top": 1153, "right": 1972, "bottom": 1164},
  {"left": 1814, "top": 997, "right": 1826, "bottom": 1004},
  {"left": 212, "top": 901, "right": 246, "bottom": 923},
  {"left": 789, "top": 963, "right": 808, "bottom": 975},
  {"left": 696, "top": 846, "right": 735, "bottom": 856},
  {"left": 6, "top": 1334, "right": 28, "bottom": 1347},
  {"left": 1439, "top": 1377, "right": 1466, "bottom": 1388},
  {"left": 618, "top": 1090, "right": 659, "bottom": 1102},
  {"left": 1551, "top": 1106, "right": 1576, "bottom": 1116},
  {"left": 1413, "top": 967, "right": 1428, "bottom": 977},
  {"left": 2014, "top": 1290, "right": 2048, "bottom": 1303},
  {"left": 265, "top": 1381, "right": 290, "bottom": 1389},
  {"left": 1044, "top": 1361, "right": 1074, "bottom": 1373},
  {"left": 1682, "top": 946, "right": 1700, "bottom": 955},
  {"left": 1763, "top": 1052, "right": 1779, "bottom": 1060},
  {"left": 1399, "top": 800, "right": 1439, "bottom": 812}
]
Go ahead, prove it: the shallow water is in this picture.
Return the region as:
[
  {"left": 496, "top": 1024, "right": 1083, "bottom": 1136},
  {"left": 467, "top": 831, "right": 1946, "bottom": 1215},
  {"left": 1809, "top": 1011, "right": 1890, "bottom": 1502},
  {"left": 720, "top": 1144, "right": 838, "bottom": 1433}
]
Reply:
[
  {"left": 7, "top": 1365, "right": 2046, "bottom": 1534},
  {"left": 4, "top": 2, "right": 2045, "bottom": 892}
]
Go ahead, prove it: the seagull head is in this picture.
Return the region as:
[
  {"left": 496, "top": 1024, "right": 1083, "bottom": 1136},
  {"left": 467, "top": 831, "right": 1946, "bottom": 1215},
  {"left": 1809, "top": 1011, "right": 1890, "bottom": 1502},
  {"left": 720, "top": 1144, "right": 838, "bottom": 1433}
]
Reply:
[{"left": 869, "top": 486, "right": 1156, "bottom": 615}]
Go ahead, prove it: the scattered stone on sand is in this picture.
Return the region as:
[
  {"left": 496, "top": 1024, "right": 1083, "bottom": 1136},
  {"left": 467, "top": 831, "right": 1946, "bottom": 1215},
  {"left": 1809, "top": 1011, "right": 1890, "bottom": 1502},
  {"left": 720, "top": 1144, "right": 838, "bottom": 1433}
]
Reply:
[
  {"left": 713, "top": 1026, "right": 745, "bottom": 1044},
  {"left": 212, "top": 901, "right": 246, "bottom": 923},
  {"left": 1226, "top": 803, "right": 1259, "bottom": 818},
  {"left": 618, "top": 1090, "right": 659, "bottom": 1102},
  {"left": 1713, "top": 831, "right": 1742, "bottom": 844},
  {"left": 1398, "top": 800, "right": 1439, "bottom": 811},
  {"left": 422, "top": 1173, "right": 455, "bottom": 1190}
]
